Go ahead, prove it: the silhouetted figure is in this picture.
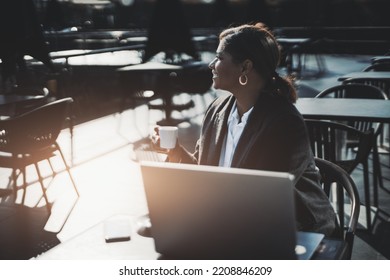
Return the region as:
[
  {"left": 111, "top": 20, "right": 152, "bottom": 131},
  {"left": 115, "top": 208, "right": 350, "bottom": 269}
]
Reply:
[
  {"left": 142, "top": 0, "right": 199, "bottom": 63},
  {"left": 0, "top": 0, "right": 56, "bottom": 91}
]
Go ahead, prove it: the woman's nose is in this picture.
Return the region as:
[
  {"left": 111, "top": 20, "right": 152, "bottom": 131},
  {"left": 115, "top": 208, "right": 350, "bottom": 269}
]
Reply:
[{"left": 208, "top": 59, "right": 216, "bottom": 69}]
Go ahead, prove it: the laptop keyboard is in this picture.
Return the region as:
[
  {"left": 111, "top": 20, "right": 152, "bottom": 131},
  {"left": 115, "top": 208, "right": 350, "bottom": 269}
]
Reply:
[{"left": 135, "top": 150, "right": 167, "bottom": 162}]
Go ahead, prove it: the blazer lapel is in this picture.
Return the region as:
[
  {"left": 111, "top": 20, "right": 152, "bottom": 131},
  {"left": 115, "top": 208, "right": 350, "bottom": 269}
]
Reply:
[
  {"left": 206, "top": 97, "right": 234, "bottom": 165},
  {"left": 231, "top": 94, "right": 269, "bottom": 167}
]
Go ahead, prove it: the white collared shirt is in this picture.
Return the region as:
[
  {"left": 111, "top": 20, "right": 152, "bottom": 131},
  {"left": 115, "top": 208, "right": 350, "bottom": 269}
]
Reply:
[{"left": 219, "top": 102, "right": 254, "bottom": 167}]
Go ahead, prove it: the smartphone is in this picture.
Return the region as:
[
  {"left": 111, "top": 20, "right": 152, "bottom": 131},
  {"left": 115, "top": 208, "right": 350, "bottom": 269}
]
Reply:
[
  {"left": 104, "top": 217, "right": 132, "bottom": 243},
  {"left": 105, "top": 236, "right": 131, "bottom": 243}
]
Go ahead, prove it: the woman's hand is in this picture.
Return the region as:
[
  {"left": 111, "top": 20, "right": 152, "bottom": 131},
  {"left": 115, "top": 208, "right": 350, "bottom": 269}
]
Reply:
[
  {"left": 150, "top": 126, "right": 167, "bottom": 153},
  {"left": 151, "top": 125, "right": 182, "bottom": 162}
]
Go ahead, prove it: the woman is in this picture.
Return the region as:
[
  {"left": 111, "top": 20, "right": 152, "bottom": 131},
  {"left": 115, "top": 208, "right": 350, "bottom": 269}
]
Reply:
[{"left": 155, "top": 23, "right": 338, "bottom": 236}]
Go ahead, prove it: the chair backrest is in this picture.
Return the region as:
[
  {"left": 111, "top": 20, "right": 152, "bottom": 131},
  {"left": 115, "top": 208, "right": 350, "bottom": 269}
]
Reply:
[
  {"left": 342, "top": 77, "right": 390, "bottom": 98},
  {"left": 314, "top": 157, "right": 360, "bottom": 259},
  {"left": 316, "top": 83, "right": 388, "bottom": 100},
  {"left": 315, "top": 83, "right": 387, "bottom": 134},
  {"left": 12, "top": 87, "right": 50, "bottom": 115},
  {"left": 304, "top": 119, "right": 374, "bottom": 174},
  {"left": 0, "top": 98, "right": 73, "bottom": 154}
]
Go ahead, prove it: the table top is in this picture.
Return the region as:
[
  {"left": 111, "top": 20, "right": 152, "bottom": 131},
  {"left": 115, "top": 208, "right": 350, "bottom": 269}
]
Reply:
[
  {"left": 277, "top": 38, "right": 311, "bottom": 44},
  {"left": 295, "top": 98, "right": 390, "bottom": 122},
  {"left": 71, "top": 0, "right": 111, "bottom": 6},
  {"left": 35, "top": 215, "right": 158, "bottom": 260},
  {"left": 117, "top": 61, "right": 184, "bottom": 72},
  {"left": 35, "top": 214, "right": 345, "bottom": 260},
  {"left": 49, "top": 50, "right": 143, "bottom": 67},
  {"left": 338, "top": 71, "right": 390, "bottom": 81}
]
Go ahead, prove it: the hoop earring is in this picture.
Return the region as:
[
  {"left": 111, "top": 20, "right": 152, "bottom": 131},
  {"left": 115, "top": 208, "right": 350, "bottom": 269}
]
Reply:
[{"left": 239, "top": 75, "right": 248, "bottom": 86}]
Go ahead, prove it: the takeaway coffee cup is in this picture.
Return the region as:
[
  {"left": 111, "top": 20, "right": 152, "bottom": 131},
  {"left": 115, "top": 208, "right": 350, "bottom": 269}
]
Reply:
[{"left": 159, "top": 126, "right": 178, "bottom": 149}]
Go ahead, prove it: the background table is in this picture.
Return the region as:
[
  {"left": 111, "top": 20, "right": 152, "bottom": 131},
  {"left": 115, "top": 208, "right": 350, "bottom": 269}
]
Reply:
[
  {"left": 295, "top": 98, "right": 390, "bottom": 122},
  {"left": 296, "top": 97, "right": 390, "bottom": 208}
]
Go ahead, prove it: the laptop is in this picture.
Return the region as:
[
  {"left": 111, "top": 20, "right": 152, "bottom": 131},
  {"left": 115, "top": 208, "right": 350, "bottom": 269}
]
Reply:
[
  {"left": 140, "top": 161, "right": 323, "bottom": 260},
  {"left": 132, "top": 142, "right": 168, "bottom": 163}
]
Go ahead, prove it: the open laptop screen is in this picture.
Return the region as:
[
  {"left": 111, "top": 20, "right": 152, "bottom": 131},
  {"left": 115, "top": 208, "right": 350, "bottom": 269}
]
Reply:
[{"left": 140, "top": 162, "right": 298, "bottom": 259}]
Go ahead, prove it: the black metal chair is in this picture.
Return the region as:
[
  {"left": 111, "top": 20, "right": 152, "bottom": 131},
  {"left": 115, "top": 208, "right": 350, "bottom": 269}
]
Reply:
[
  {"left": 314, "top": 157, "right": 360, "bottom": 259},
  {"left": 315, "top": 83, "right": 387, "bottom": 208},
  {"left": 305, "top": 119, "right": 374, "bottom": 231},
  {"left": 316, "top": 82, "right": 388, "bottom": 100},
  {"left": 341, "top": 78, "right": 390, "bottom": 170},
  {"left": 0, "top": 97, "right": 79, "bottom": 211},
  {"left": 342, "top": 77, "right": 390, "bottom": 98}
]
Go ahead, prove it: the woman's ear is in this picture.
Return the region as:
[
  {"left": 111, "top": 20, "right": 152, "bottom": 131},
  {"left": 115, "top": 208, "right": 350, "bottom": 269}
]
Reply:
[{"left": 241, "top": 59, "right": 253, "bottom": 74}]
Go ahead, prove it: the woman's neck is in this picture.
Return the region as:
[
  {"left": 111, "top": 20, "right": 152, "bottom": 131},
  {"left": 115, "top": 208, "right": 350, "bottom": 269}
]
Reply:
[{"left": 234, "top": 84, "right": 263, "bottom": 118}]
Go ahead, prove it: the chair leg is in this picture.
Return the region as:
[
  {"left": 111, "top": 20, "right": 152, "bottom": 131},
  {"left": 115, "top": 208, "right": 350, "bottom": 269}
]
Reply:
[
  {"left": 11, "top": 167, "right": 27, "bottom": 201},
  {"left": 363, "top": 161, "right": 371, "bottom": 231},
  {"left": 336, "top": 184, "right": 345, "bottom": 231},
  {"left": 56, "top": 143, "right": 80, "bottom": 197},
  {"left": 33, "top": 162, "right": 51, "bottom": 212},
  {"left": 372, "top": 142, "right": 382, "bottom": 208},
  {"left": 21, "top": 166, "right": 27, "bottom": 204},
  {"left": 47, "top": 158, "right": 57, "bottom": 176},
  {"left": 11, "top": 168, "right": 18, "bottom": 196}
]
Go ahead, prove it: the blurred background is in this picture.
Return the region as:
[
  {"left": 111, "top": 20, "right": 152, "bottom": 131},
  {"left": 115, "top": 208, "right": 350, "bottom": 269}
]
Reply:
[
  {"left": 1, "top": 0, "right": 390, "bottom": 260},
  {"left": 1, "top": 0, "right": 390, "bottom": 130},
  {"left": 25, "top": 0, "right": 390, "bottom": 30}
]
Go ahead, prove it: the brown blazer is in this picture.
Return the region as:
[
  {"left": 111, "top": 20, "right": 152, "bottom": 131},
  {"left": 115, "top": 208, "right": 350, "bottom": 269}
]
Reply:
[{"left": 177, "top": 92, "right": 338, "bottom": 236}]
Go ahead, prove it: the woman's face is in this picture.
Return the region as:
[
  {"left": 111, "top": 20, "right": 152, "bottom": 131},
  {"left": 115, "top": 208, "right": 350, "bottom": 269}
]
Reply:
[{"left": 208, "top": 41, "right": 242, "bottom": 92}]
